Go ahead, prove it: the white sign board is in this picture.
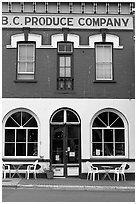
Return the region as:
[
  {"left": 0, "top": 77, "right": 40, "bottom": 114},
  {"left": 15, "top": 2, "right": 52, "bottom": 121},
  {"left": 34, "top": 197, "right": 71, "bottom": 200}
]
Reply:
[{"left": 2, "top": 14, "right": 133, "bottom": 29}]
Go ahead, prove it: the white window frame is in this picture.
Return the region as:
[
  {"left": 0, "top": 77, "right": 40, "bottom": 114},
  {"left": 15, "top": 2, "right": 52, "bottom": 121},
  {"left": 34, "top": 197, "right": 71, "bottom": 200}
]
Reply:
[
  {"left": 58, "top": 42, "right": 73, "bottom": 53},
  {"left": 17, "top": 43, "right": 35, "bottom": 75},
  {"left": 91, "top": 108, "right": 128, "bottom": 158},
  {"left": 95, "top": 43, "right": 113, "bottom": 80},
  {"left": 50, "top": 108, "right": 80, "bottom": 125},
  {"left": 3, "top": 109, "right": 39, "bottom": 158}
]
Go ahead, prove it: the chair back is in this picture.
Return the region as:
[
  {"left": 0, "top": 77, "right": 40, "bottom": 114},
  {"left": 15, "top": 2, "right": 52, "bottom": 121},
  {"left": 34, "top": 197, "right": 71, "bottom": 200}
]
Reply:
[
  {"left": 120, "top": 162, "right": 127, "bottom": 173},
  {"left": 34, "top": 160, "right": 39, "bottom": 170}
]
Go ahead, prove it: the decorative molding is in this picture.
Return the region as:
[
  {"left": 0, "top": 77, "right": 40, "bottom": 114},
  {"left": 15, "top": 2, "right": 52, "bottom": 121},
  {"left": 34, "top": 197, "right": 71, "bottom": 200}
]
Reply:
[
  {"left": 7, "top": 33, "right": 24, "bottom": 48},
  {"left": 6, "top": 33, "right": 123, "bottom": 49}
]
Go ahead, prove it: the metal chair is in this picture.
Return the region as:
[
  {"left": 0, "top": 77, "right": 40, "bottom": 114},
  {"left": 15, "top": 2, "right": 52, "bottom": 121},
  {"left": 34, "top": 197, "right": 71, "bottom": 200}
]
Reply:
[
  {"left": 114, "top": 162, "right": 128, "bottom": 181},
  {"left": 2, "top": 162, "right": 11, "bottom": 179},
  {"left": 86, "top": 161, "right": 99, "bottom": 181},
  {"left": 26, "top": 160, "right": 39, "bottom": 180}
]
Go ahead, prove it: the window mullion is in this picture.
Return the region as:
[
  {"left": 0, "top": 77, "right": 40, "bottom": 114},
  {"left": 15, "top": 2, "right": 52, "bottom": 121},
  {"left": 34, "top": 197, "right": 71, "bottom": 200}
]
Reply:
[
  {"left": 26, "top": 129, "right": 28, "bottom": 156},
  {"left": 113, "top": 129, "right": 115, "bottom": 156},
  {"left": 102, "top": 129, "right": 104, "bottom": 156},
  {"left": 64, "top": 110, "right": 67, "bottom": 123},
  {"left": 15, "top": 129, "right": 17, "bottom": 156}
]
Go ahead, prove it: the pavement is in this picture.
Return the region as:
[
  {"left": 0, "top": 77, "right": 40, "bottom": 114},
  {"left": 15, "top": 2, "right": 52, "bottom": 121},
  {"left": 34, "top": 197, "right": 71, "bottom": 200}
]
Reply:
[{"left": 2, "top": 177, "right": 135, "bottom": 191}]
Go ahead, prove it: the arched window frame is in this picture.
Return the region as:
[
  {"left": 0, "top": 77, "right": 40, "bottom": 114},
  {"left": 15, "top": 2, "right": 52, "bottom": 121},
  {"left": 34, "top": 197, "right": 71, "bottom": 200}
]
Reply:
[
  {"left": 91, "top": 108, "right": 128, "bottom": 158},
  {"left": 50, "top": 108, "right": 81, "bottom": 125},
  {"left": 3, "top": 108, "right": 40, "bottom": 158}
]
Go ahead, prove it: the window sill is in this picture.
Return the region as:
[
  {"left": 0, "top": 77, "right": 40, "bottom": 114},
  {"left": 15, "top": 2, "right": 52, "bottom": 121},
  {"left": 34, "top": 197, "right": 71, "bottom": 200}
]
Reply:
[
  {"left": 93, "top": 80, "right": 116, "bottom": 83},
  {"left": 55, "top": 90, "right": 76, "bottom": 94},
  {"left": 14, "top": 80, "right": 37, "bottom": 83}
]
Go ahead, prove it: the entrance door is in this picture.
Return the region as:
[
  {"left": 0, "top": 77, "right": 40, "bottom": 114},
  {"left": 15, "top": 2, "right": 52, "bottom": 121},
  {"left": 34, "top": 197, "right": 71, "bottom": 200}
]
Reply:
[{"left": 50, "top": 108, "right": 81, "bottom": 177}]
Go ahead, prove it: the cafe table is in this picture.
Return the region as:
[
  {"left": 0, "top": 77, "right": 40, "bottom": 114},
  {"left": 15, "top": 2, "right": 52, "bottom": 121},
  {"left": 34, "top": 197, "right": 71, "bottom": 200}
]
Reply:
[
  {"left": 4, "top": 162, "right": 34, "bottom": 178},
  {"left": 101, "top": 165, "right": 114, "bottom": 181}
]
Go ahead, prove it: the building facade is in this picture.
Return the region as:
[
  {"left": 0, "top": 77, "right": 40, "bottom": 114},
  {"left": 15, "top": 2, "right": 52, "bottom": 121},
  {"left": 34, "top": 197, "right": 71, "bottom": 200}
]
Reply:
[{"left": 2, "top": 2, "right": 135, "bottom": 177}]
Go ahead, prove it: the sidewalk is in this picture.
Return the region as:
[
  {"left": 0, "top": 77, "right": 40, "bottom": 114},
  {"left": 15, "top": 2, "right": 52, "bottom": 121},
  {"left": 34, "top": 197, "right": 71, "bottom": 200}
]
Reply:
[{"left": 2, "top": 177, "right": 135, "bottom": 191}]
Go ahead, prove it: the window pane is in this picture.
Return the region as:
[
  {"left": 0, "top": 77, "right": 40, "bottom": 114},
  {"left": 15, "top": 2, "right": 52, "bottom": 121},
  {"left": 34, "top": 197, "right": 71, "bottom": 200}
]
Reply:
[
  {"left": 28, "top": 129, "right": 38, "bottom": 142},
  {"left": 25, "top": 118, "right": 38, "bottom": 127},
  {"left": 111, "top": 117, "right": 124, "bottom": 127},
  {"left": 27, "top": 45, "right": 34, "bottom": 60},
  {"left": 66, "top": 44, "right": 72, "bottom": 52},
  {"left": 67, "top": 110, "right": 79, "bottom": 122},
  {"left": 22, "top": 112, "right": 32, "bottom": 126},
  {"left": 66, "top": 68, "right": 71, "bottom": 77},
  {"left": 115, "top": 143, "right": 125, "bottom": 156},
  {"left": 5, "top": 129, "right": 15, "bottom": 142},
  {"left": 96, "top": 64, "right": 103, "bottom": 79},
  {"left": 17, "top": 129, "right": 26, "bottom": 142},
  {"left": 98, "top": 112, "right": 108, "bottom": 126},
  {"left": 26, "top": 63, "right": 34, "bottom": 72},
  {"left": 60, "top": 68, "right": 65, "bottom": 77},
  {"left": 93, "top": 117, "right": 106, "bottom": 127},
  {"left": 5, "top": 143, "right": 15, "bottom": 156},
  {"left": 59, "top": 44, "right": 65, "bottom": 52},
  {"left": 52, "top": 140, "right": 63, "bottom": 163},
  {"left": 92, "top": 129, "right": 102, "bottom": 142},
  {"left": 104, "top": 129, "right": 113, "bottom": 142},
  {"left": 28, "top": 143, "right": 38, "bottom": 156},
  {"left": 60, "top": 57, "right": 65, "bottom": 66},
  {"left": 66, "top": 79, "right": 73, "bottom": 89},
  {"left": 104, "top": 46, "right": 112, "bottom": 61},
  {"left": 12, "top": 112, "right": 21, "bottom": 125},
  {"left": 109, "top": 112, "right": 119, "bottom": 126},
  {"left": 93, "top": 143, "right": 102, "bottom": 156},
  {"left": 58, "top": 80, "right": 65, "bottom": 90},
  {"left": 52, "top": 110, "right": 64, "bottom": 122},
  {"left": 104, "top": 143, "right": 113, "bottom": 156},
  {"left": 19, "top": 45, "right": 26, "bottom": 61},
  {"left": 115, "top": 129, "right": 124, "bottom": 142},
  {"left": 5, "top": 117, "right": 19, "bottom": 127},
  {"left": 103, "top": 64, "right": 112, "bottom": 79},
  {"left": 66, "top": 57, "right": 71, "bottom": 66},
  {"left": 16, "top": 143, "right": 26, "bottom": 156},
  {"left": 18, "top": 62, "right": 26, "bottom": 72},
  {"left": 96, "top": 46, "right": 104, "bottom": 62}
]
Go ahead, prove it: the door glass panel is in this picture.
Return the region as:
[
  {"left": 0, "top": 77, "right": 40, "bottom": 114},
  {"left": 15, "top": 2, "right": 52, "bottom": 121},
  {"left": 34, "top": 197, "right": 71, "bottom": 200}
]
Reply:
[
  {"left": 67, "top": 126, "right": 79, "bottom": 163},
  {"left": 52, "top": 110, "right": 64, "bottom": 122},
  {"left": 67, "top": 110, "right": 79, "bottom": 122},
  {"left": 52, "top": 126, "right": 64, "bottom": 164}
]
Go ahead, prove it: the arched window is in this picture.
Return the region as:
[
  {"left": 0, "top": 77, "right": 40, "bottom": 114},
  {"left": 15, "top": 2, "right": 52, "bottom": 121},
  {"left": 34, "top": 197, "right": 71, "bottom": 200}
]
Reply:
[
  {"left": 50, "top": 108, "right": 80, "bottom": 124},
  {"left": 91, "top": 109, "right": 128, "bottom": 157},
  {"left": 3, "top": 109, "right": 39, "bottom": 157}
]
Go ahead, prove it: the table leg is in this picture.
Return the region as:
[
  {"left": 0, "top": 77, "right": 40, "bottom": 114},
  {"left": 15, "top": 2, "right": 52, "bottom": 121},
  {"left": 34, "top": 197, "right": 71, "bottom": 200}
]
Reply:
[
  {"left": 11, "top": 165, "right": 22, "bottom": 178},
  {"left": 102, "top": 171, "right": 112, "bottom": 180}
]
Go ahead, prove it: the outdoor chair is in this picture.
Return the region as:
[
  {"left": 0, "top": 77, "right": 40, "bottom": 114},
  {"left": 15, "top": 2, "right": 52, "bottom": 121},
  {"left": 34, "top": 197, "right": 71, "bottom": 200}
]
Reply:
[
  {"left": 86, "top": 161, "right": 99, "bottom": 181},
  {"left": 2, "top": 161, "right": 11, "bottom": 179},
  {"left": 26, "top": 160, "right": 39, "bottom": 180},
  {"left": 114, "top": 162, "right": 128, "bottom": 181}
]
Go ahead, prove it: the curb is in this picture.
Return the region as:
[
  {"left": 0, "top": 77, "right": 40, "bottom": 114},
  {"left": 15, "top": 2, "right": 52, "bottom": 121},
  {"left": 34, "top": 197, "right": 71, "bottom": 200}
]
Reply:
[{"left": 3, "top": 184, "right": 134, "bottom": 191}]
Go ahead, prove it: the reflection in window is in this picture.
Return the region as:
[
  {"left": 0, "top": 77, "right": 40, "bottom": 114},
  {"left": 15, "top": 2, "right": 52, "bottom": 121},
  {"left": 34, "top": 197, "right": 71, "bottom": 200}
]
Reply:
[
  {"left": 4, "top": 110, "right": 38, "bottom": 157},
  {"left": 92, "top": 111, "right": 125, "bottom": 157}
]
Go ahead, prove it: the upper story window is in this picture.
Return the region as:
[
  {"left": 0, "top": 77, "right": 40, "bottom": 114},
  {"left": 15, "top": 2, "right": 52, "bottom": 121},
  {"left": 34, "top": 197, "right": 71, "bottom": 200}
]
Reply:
[
  {"left": 17, "top": 42, "right": 35, "bottom": 80},
  {"left": 95, "top": 43, "right": 113, "bottom": 80},
  {"left": 57, "top": 42, "right": 74, "bottom": 91}
]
